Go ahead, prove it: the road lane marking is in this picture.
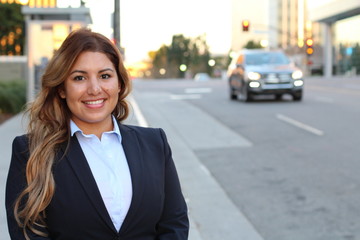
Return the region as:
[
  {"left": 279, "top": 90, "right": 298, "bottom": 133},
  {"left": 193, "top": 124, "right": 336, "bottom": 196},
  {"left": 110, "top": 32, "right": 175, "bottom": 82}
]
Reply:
[
  {"left": 170, "top": 94, "right": 202, "bottom": 100},
  {"left": 200, "top": 164, "right": 211, "bottom": 176},
  {"left": 276, "top": 114, "right": 324, "bottom": 136},
  {"left": 128, "top": 94, "right": 149, "bottom": 127},
  {"left": 314, "top": 96, "right": 334, "bottom": 103},
  {"left": 184, "top": 88, "right": 212, "bottom": 94}
]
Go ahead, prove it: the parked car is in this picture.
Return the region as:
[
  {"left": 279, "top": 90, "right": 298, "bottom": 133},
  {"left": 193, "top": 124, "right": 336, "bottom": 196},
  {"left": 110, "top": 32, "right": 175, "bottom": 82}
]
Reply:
[
  {"left": 227, "top": 49, "right": 304, "bottom": 101},
  {"left": 194, "top": 72, "right": 210, "bottom": 81}
]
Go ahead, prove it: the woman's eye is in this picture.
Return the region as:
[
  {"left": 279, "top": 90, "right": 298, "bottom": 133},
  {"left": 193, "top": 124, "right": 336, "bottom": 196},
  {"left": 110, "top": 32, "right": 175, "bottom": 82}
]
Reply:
[
  {"left": 101, "top": 74, "right": 110, "bottom": 79},
  {"left": 73, "top": 76, "right": 85, "bottom": 81}
]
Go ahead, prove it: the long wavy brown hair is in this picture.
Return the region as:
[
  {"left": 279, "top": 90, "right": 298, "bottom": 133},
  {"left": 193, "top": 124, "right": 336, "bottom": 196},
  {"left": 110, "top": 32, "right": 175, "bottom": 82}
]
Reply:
[{"left": 14, "top": 28, "right": 131, "bottom": 239}]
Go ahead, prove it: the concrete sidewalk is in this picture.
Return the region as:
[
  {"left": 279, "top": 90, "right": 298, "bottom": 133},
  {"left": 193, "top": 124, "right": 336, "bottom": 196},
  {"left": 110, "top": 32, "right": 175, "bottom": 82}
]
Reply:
[
  {"left": 130, "top": 91, "right": 263, "bottom": 240},
  {"left": 0, "top": 114, "right": 27, "bottom": 240},
  {"left": 0, "top": 92, "right": 264, "bottom": 239}
]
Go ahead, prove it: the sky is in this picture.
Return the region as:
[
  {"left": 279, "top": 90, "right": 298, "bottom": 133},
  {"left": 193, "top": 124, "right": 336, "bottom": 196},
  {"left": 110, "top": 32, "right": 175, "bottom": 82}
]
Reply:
[
  {"left": 85, "top": 0, "right": 232, "bottom": 64},
  {"left": 60, "top": 0, "right": 341, "bottom": 65}
]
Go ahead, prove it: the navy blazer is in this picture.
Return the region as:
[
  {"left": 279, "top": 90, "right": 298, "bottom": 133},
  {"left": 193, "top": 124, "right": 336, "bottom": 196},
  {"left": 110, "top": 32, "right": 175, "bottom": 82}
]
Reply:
[{"left": 6, "top": 124, "right": 189, "bottom": 240}]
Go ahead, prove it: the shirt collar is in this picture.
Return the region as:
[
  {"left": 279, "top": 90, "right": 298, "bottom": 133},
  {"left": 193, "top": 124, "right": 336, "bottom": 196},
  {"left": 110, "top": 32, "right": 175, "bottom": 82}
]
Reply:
[{"left": 70, "top": 115, "right": 121, "bottom": 138}]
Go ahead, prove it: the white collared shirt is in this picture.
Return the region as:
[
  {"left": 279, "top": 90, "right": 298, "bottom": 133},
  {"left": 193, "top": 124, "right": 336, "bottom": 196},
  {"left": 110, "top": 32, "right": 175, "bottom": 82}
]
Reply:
[{"left": 70, "top": 117, "right": 132, "bottom": 231}]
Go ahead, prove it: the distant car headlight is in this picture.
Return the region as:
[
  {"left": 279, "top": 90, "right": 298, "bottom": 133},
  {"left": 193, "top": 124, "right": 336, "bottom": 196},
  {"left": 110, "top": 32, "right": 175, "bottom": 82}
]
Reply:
[
  {"left": 248, "top": 72, "right": 261, "bottom": 80},
  {"left": 292, "top": 70, "right": 303, "bottom": 79}
]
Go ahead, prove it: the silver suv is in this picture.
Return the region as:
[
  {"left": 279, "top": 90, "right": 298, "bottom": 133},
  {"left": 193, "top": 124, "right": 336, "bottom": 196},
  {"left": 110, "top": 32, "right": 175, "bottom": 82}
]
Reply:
[{"left": 227, "top": 49, "right": 304, "bottom": 101}]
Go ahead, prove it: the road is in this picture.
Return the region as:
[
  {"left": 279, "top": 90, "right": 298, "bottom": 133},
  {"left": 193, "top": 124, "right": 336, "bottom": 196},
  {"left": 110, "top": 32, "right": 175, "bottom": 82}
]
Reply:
[{"left": 131, "top": 76, "right": 360, "bottom": 240}]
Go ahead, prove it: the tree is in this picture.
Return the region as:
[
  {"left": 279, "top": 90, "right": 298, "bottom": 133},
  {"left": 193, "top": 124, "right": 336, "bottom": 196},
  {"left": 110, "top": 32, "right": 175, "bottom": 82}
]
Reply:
[
  {"left": 149, "top": 45, "right": 169, "bottom": 78},
  {"left": 167, "top": 34, "right": 191, "bottom": 78},
  {"left": 243, "top": 40, "right": 263, "bottom": 49},
  {"left": 189, "top": 35, "right": 211, "bottom": 76},
  {"left": 150, "top": 34, "right": 211, "bottom": 78},
  {"left": 0, "top": 3, "right": 25, "bottom": 55}
]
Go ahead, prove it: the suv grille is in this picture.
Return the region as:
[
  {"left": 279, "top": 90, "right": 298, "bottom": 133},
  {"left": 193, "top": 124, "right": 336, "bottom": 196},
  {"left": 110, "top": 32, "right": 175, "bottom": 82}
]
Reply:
[{"left": 262, "top": 73, "right": 291, "bottom": 83}]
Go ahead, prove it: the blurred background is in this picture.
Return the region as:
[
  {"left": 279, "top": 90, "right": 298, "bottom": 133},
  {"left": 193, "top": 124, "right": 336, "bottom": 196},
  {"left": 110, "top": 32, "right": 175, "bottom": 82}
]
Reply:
[
  {"left": 1, "top": 1, "right": 360, "bottom": 240},
  {"left": 1, "top": 0, "right": 360, "bottom": 84}
]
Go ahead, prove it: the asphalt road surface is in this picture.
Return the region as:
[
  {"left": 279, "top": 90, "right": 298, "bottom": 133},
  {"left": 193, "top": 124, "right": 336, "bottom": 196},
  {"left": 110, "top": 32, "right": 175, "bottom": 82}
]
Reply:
[{"left": 131, "top": 76, "right": 360, "bottom": 240}]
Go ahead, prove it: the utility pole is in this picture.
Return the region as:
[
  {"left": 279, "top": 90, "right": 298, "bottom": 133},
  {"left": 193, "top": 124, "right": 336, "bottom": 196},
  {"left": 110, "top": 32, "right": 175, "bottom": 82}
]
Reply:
[{"left": 113, "top": 0, "right": 121, "bottom": 50}]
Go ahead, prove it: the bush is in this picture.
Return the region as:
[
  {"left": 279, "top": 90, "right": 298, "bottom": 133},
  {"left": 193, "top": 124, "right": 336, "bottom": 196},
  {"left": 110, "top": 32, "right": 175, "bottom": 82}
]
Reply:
[{"left": 0, "top": 80, "right": 26, "bottom": 114}]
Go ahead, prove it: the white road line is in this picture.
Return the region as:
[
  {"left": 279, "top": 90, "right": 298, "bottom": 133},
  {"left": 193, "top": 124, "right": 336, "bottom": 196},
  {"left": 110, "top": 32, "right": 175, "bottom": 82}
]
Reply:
[
  {"left": 170, "top": 94, "right": 202, "bottom": 100},
  {"left": 199, "top": 164, "right": 211, "bottom": 176},
  {"left": 184, "top": 88, "right": 212, "bottom": 94},
  {"left": 276, "top": 114, "right": 324, "bottom": 136},
  {"left": 127, "top": 94, "right": 149, "bottom": 127},
  {"left": 314, "top": 96, "right": 334, "bottom": 103}
]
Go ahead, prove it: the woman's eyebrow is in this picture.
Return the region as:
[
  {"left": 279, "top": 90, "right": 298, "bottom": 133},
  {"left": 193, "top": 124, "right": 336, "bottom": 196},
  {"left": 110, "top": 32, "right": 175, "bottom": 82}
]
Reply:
[
  {"left": 69, "top": 68, "right": 114, "bottom": 75},
  {"left": 99, "top": 68, "right": 114, "bottom": 73},
  {"left": 69, "top": 70, "right": 87, "bottom": 75}
]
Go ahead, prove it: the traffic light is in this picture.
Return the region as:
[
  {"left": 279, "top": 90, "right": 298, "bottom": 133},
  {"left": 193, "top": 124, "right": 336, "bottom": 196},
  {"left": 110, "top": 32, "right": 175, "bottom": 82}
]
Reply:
[
  {"left": 242, "top": 20, "right": 250, "bottom": 32},
  {"left": 305, "top": 38, "right": 314, "bottom": 56}
]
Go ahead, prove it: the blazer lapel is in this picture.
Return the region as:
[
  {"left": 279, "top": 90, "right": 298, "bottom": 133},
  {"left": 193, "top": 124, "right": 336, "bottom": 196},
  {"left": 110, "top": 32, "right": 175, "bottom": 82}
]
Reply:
[
  {"left": 64, "top": 136, "right": 117, "bottom": 233},
  {"left": 118, "top": 123, "right": 145, "bottom": 233}
]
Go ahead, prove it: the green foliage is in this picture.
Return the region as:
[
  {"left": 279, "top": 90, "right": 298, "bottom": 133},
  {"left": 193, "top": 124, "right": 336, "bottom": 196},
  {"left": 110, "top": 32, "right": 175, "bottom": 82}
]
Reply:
[
  {"left": 150, "top": 34, "right": 211, "bottom": 78},
  {"left": 0, "top": 80, "right": 26, "bottom": 114},
  {"left": 0, "top": 3, "right": 25, "bottom": 55},
  {"left": 243, "top": 40, "right": 263, "bottom": 49}
]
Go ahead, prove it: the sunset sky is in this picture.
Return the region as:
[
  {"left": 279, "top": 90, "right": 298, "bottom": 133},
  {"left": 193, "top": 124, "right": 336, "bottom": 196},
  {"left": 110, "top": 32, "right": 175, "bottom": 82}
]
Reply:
[{"left": 85, "top": 0, "right": 232, "bottom": 64}]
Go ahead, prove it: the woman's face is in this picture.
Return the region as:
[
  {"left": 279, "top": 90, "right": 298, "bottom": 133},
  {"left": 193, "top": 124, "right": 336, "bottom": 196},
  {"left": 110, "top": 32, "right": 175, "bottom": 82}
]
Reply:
[{"left": 60, "top": 51, "right": 120, "bottom": 132}]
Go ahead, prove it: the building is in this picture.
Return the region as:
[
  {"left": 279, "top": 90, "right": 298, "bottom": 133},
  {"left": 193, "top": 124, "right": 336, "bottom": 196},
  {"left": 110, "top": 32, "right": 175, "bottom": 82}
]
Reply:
[
  {"left": 0, "top": 0, "right": 92, "bottom": 86},
  {"left": 230, "top": 0, "right": 269, "bottom": 51},
  {"left": 230, "top": 0, "right": 360, "bottom": 77},
  {"left": 308, "top": 0, "right": 360, "bottom": 77},
  {"left": 231, "top": 0, "right": 311, "bottom": 71},
  {"left": 231, "top": 0, "right": 309, "bottom": 51}
]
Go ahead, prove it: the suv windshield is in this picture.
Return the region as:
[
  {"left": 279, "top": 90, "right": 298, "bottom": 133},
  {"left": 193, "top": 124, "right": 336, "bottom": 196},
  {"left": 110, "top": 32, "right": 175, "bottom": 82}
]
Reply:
[{"left": 245, "top": 52, "right": 290, "bottom": 65}]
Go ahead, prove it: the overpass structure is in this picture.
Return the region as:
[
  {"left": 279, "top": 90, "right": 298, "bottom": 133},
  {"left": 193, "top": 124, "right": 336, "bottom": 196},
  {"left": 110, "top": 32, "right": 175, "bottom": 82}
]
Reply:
[{"left": 309, "top": 0, "right": 360, "bottom": 78}]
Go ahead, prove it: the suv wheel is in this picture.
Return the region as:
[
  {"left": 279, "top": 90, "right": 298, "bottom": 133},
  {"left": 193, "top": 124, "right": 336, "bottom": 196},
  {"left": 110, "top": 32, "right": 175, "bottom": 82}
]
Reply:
[
  {"left": 230, "top": 88, "right": 238, "bottom": 100},
  {"left": 244, "top": 90, "right": 253, "bottom": 102},
  {"left": 292, "top": 91, "right": 302, "bottom": 101},
  {"left": 275, "top": 94, "right": 282, "bottom": 100}
]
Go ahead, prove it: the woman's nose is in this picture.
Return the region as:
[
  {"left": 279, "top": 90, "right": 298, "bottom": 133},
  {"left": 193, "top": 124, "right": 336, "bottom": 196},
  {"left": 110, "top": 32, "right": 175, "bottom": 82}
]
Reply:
[{"left": 87, "top": 77, "right": 101, "bottom": 95}]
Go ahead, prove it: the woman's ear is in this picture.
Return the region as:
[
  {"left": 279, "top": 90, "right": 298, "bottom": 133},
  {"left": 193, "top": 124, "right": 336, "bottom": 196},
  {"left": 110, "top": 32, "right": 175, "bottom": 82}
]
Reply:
[{"left": 58, "top": 88, "right": 66, "bottom": 99}]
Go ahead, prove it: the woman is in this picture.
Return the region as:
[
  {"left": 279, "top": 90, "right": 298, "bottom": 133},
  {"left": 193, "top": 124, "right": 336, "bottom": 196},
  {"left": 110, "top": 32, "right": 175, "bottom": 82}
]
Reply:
[{"left": 6, "top": 28, "right": 189, "bottom": 240}]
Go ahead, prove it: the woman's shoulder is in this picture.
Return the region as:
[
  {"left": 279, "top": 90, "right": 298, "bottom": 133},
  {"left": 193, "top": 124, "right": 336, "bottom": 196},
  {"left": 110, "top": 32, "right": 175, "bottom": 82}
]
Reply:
[
  {"left": 119, "top": 124, "right": 167, "bottom": 141},
  {"left": 12, "top": 134, "right": 29, "bottom": 148},
  {"left": 10, "top": 134, "right": 30, "bottom": 164},
  {"left": 120, "top": 124, "right": 163, "bottom": 135}
]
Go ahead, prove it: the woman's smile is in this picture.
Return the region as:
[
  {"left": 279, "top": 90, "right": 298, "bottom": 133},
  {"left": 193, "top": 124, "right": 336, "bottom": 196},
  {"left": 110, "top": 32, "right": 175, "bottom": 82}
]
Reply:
[{"left": 83, "top": 98, "right": 106, "bottom": 108}]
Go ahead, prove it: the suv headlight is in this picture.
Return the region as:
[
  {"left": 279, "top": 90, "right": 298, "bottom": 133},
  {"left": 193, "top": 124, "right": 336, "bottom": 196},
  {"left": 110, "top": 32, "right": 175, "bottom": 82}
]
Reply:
[
  {"left": 294, "top": 80, "right": 304, "bottom": 87},
  {"left": 248, "top": 72, "right": 261, "bottom": 80},
  {"left": 292, "top": 70, "right": 303, "bottom": 79}
]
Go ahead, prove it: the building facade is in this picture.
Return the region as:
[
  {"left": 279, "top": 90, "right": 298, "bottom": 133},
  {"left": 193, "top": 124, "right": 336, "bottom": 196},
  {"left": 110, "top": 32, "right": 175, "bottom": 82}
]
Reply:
[
  {"left": 231, "top": 0, "right": 310, "bottom": 51},
  {"left": 230, "top": 0, "right": 269, "bottom": 52},
  {"left": 230, "top": 0, "right": 312, "bottom": 72},
  {"left": 231, "top": 0, "right": 360, "bottom": 76},
  {"left": 0, "top": 0, "right": 91, "bottom": 99},
  {"left": 309, "top": 0, "right": 360, "bottom": 77}
]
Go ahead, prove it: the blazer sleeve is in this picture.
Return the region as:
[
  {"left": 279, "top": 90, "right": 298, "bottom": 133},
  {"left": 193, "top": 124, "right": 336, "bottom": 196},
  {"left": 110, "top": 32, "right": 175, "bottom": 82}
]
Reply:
[
  {"left": 5, "top": 136, "right": 52, "bottom": 240},
  {"left": 156, "top": 129, "right": 189, "bottom": 240}
]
